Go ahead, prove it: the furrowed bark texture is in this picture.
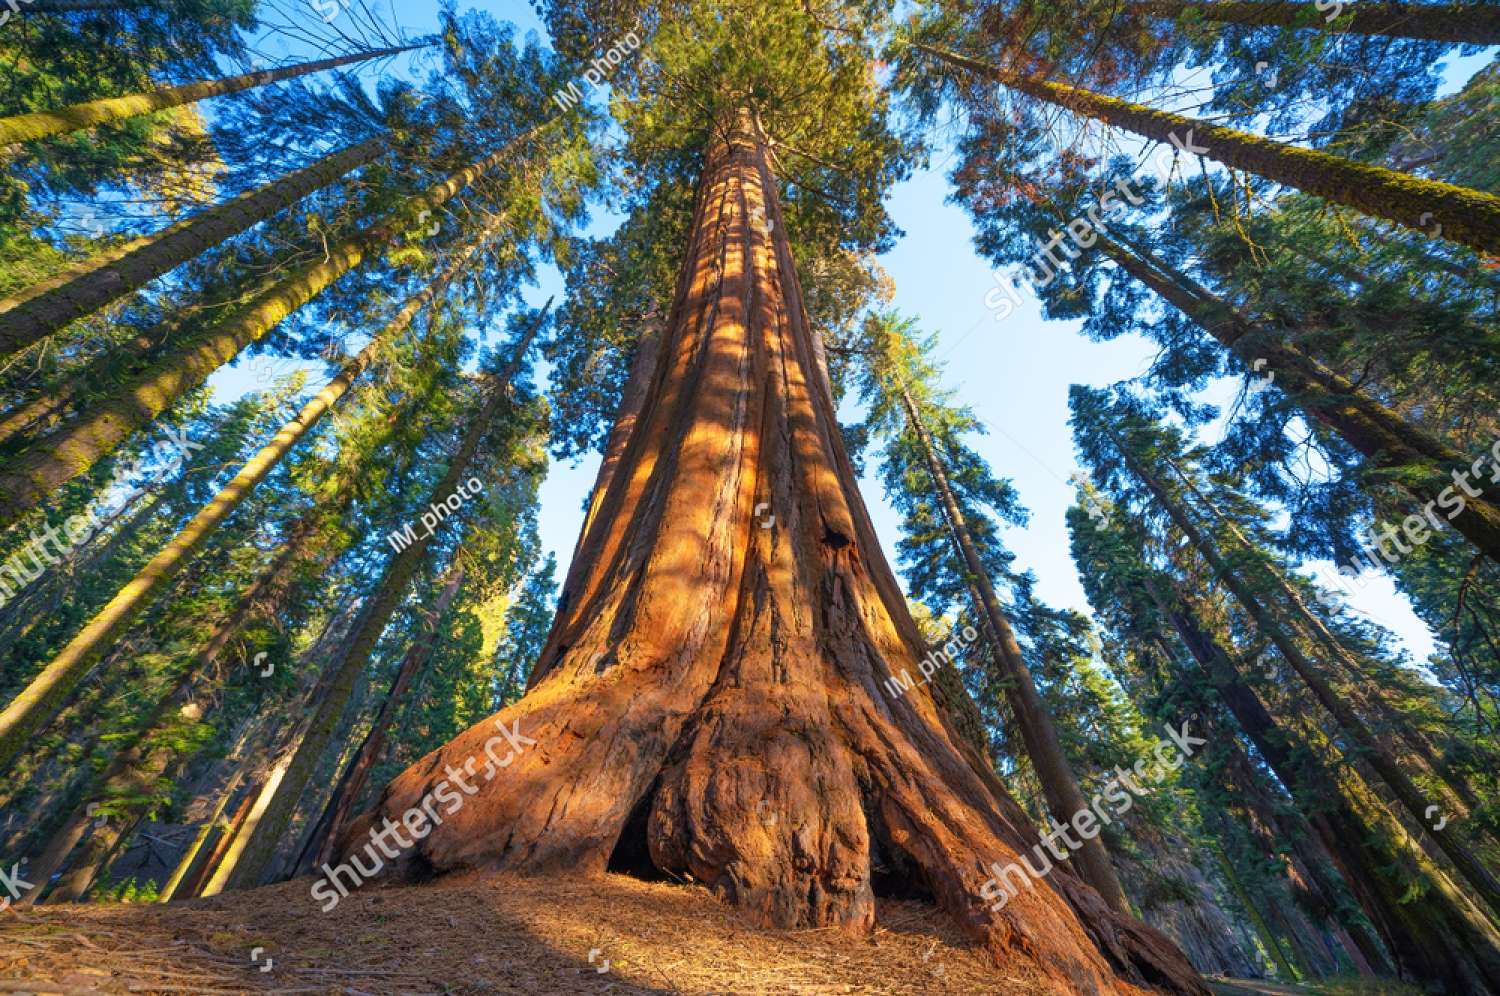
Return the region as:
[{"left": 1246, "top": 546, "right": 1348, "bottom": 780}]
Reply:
[
  {"left": 343, "top": 111, "right": 1206, "bottom": 996},
  {"left": 1133, "top": 0, "right": 1500, "bottom": 44},
  {"left": 918, "top": 44, "right": 1500, "bottom": 256},
  {"left": 0, "top": 136, "right": 387, "bottom": 360}
]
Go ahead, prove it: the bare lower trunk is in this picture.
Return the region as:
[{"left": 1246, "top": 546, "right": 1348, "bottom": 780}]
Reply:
[
  {"left": 343, "top": 109, "right": 1204, "bottom": 995},
  {"left": 918, "top": 43, "right": 1500, "bottom": 256},
  {"left": 158, "top": 767, "right": 245, "bottom": 902},
  {"left": 297, "top": 563, "right": 466, "bottom": 873},
  {"left": 1131, "top": 0, "right": 1500, "bottom": 45},
  {"left": 1146, "top": 574, "right": 1500, "bottom": 990},
  {"left": 900, "top": 386, "right": 1130, "bottom": 914}
]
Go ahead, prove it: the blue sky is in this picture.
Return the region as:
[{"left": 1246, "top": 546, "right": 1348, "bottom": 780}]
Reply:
[{"left": 217, "top": 1, "right": 1492, "bottom": 665}]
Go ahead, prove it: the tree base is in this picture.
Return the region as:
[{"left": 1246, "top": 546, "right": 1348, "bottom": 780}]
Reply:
[{"left": 341, "top": 110, "right": 1206, "bottom": 996}]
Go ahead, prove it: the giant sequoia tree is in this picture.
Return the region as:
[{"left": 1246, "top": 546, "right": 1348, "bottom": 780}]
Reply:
[
  {"left": 9, "top": 0, "right": 1500, "bottom": 991},
  {"left": 338, "top": 4, "right": 1203, "bottom": 990}
]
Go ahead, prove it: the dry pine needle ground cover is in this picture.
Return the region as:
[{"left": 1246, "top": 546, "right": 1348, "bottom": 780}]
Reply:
[{"left": 0, "top": 870, "right": 1072, "bottom": 994}]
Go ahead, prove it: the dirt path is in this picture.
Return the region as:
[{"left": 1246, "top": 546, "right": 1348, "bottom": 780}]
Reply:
[
  {"left": 1207, "top": 980, "right": 1312, "bottom": 995},
  {"left": 0, "top": 870, "right": 1068, "bottom": 994}
]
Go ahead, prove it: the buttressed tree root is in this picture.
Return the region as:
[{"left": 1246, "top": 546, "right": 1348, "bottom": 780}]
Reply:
[{"left": 341, "top": 110, "right": 1206, "bottom": 996}]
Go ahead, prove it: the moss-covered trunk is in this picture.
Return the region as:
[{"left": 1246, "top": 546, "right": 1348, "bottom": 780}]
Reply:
[
  {"left": 0, "top": 124, "right": 543, "bottom": 532},
  {"left": 0, "top": 249, "right": 483, "bottom": 772},
  {"left": 0, "top": 136, "right": 386, "bottom": 360},
  {"left": 919, "top": 43, "right": 1500, "bottom": 256},
  {"left": 1133, "top": 0, "right": 1500, "bottom": 44},
  {"left": 296, "top": 563, "right": 466, "bottom": 875},
  {"left": 0, "top": 46, "right": 418, "bottom": 146}
]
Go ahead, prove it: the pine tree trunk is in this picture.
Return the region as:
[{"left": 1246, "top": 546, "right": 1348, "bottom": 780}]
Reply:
[
  {"left": 191, "top": 593, "right": 369, "bottom": 894},
  {"left": 182, "top": 785, "right": 258, "bottom": 898},
  {"left": 917, "top": 44, "right": 1500, "bottom": 255},
  {"left": 297, "top": 563, "right": 466, "bottom": 874},
  {"left": 900, "top": 387, "right": 1132, "bottom": 915},
  {"left": 23, "top": 513, "right": 338, "bottom": 901},
  {"left": 339, "top": 108, "right": 1205, "bottom": 995},
  {"left": 1165, "top": 455, "right": 1491, "bottom": 820},
  {"left": 0, "top": 47, "right": 419, "bottom": 146},
  {"left": 0, "top": 137, "right": 386, "bottom": 360},
  {"left": 157, "top": 766, "right": 244, "bottom": 902},
  {"left": 0, "top": 253, "right": 486, "bottom": 773},
  {"left": 1131, "top": 0, "right": 1500, "bottom": 44},
  {"left": 1119, "top": 437, "right": 1500, "bottom": 915},
  {"left": 223, "top": 313, "right": 545, "bottom": 892},
  {"left": 1097, "top": 231, "right": 1500, "bottom": 563},
  {"left": 45, "top": 807, "right": 140, "bottom": 902},
  {"left": 0, "top": 123, "right": 547, "bottom": 533},
  {"left": 197, "top": 738, "right": 302, "bottom": 896},
  {"left": 1210, "top": 843, "right": 1301, "bottom": 981},
  {"left": 0, "top": 269, "right": 285, "bottom": 451},
  {"left": 1211, "top": 717, "right": 1393, "bottom": 976},
  {"left": 15, "top": 805, "right": 94, "bottom": 905},
  {"left": 1143, "top": 573, "right": 1500, "bottom": 990}
]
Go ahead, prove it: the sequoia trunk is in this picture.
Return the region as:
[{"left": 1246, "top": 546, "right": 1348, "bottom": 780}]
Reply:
[
  {"left": 1132, "top": 1, "right": 1500, "bottom": 44},
  {"left": 917, "top": 44, "right": 1500, "bottom": 256},
  {"left": 340, "top": 109, "right": 1205, "bottom": 995}
]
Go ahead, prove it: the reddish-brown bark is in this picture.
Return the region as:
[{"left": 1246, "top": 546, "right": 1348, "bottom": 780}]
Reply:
[{"left": 344, "top": 110, "right": 1205, "bottom": 994}]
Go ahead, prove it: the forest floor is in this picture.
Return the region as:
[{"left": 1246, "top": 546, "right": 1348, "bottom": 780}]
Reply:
[
  {"left": 0, "top": 870, "right": 1416, "bottom": 995},
  {"left": 0, "top": 869, "right": 1081, "bottom": 994}
]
